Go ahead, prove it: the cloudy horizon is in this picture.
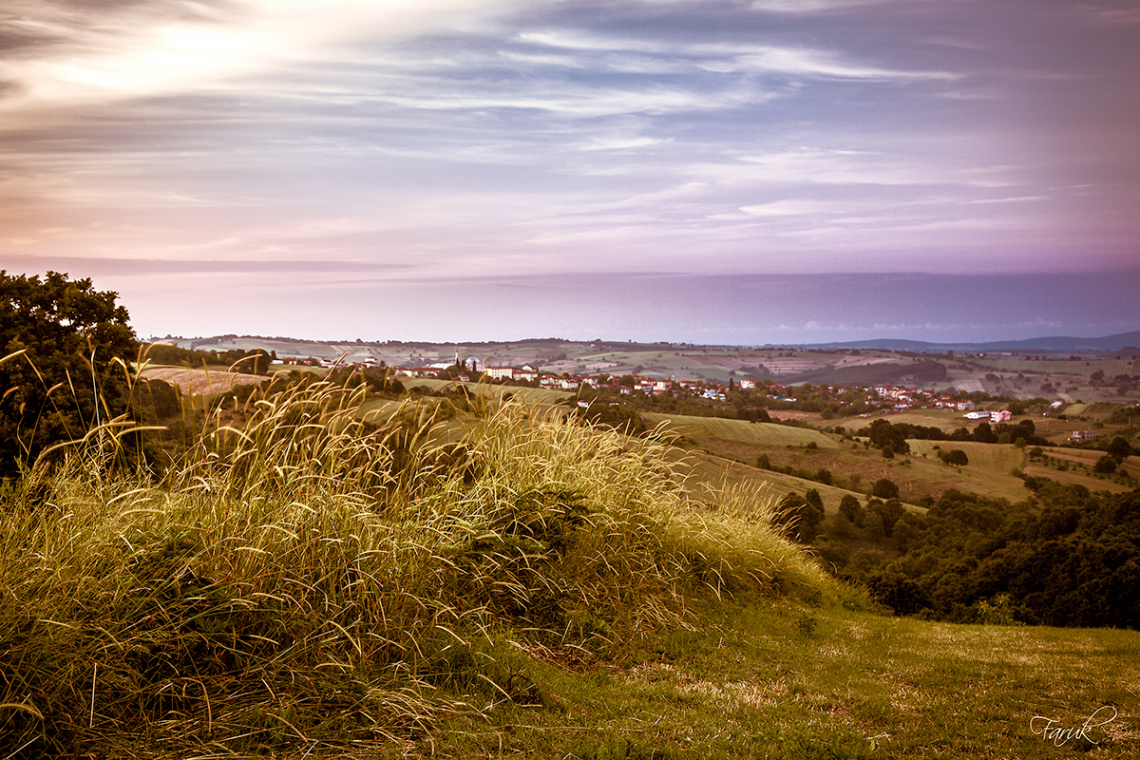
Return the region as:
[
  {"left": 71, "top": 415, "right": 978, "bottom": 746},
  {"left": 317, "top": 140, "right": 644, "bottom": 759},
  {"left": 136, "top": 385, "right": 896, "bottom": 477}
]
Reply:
[{"left": 2, "top": 0, "right": 1138, "bottom": 344}]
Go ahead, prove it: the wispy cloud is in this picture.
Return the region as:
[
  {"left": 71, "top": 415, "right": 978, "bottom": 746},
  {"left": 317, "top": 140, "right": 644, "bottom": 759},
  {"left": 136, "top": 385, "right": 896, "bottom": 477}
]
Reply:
[{"left": 1, "top": 0, "right": 1137, "bottom": 342}]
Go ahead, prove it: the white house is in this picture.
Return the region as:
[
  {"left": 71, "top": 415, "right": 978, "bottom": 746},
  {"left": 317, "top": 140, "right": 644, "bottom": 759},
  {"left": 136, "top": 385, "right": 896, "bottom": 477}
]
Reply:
[{"left": 484, "top": 366, "right": 515, "bottom": 380}]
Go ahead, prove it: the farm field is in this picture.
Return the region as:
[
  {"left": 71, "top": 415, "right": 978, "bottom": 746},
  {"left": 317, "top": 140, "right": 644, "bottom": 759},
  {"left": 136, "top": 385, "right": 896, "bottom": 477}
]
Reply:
[
  {"left": 162, "top": 333, "right": 1140, "bottom": 406},
  {"left": 905, "top": 439, "right": 1025, "bottom": 471},
  {"left": 676, "top": 449, "right": 910, "bottom": 517},
  {"left": 1021, "top": 463, "right": 1136, "bottom": 494},
  {"left": 857, "top": 409, "right": 978, "bottom": 433},
  {"left": 654, "top": 414, "right": 1039, "bottom": 505},
  {"left": 645, "top": 413, "right": 839, "bottom": 449},
  {"left": 134, "top": 367, "right": 1134, "bottom": 508},
  {"left": 1018, "top": 445, "right": 1140, "bottom": 494},
  {"left": 404, "top": 377, "right": 574, "bottom": 407},
  {"left": 139, "top": 365, "right": 266, "bottom": 396}
]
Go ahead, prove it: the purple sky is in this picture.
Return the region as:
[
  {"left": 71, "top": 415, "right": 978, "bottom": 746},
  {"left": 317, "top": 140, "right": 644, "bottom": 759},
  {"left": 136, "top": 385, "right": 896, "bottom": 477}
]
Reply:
[{"left": 2, "top": 1, "right": 1138, "bottom": 344}]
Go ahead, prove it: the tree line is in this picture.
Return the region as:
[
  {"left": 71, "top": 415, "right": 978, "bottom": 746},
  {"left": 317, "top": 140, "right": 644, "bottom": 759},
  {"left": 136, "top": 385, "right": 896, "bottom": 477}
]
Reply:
[
  {"left": 144, "top": 342, "right": 276, "bottom": 375},
  {"left": 819, "top": 482, "right": 1139, "bottom": 629}
]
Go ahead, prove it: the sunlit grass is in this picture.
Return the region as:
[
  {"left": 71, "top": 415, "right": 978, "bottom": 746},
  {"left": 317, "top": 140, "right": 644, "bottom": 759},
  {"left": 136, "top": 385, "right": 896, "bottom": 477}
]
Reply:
[{"left": 1, "top": 375, "right": 839, "bottom": 756}]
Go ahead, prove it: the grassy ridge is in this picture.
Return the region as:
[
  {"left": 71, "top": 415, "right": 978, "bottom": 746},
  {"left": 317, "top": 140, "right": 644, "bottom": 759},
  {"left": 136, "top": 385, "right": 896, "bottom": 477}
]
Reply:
[{"left": 0, "top": 380, "right": 850, "bottom": 757}]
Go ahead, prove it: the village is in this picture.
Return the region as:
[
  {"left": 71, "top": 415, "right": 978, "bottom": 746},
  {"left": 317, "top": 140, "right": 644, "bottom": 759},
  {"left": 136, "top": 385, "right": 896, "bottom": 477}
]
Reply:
[{"left": 284, "top": 353, "right": 1032, "bottom": 423}]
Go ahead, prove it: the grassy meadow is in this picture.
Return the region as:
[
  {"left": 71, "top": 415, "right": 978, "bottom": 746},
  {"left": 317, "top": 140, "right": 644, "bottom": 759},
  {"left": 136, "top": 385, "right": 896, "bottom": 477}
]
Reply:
[
  {"left": 3, "top": 368, "right": 1137, "bottom": 758},
  {"left": 417, "top": 602, "right": 1139, "bottom": 760},
  {"left": 0, "top": 378, "right": 852, "bottom": 757}
]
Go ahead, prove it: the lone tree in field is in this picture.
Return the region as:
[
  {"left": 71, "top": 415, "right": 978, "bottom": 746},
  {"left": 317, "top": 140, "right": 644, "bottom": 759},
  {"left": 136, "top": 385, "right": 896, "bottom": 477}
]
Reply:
[
  {"left": 939, "top": 448, "right": 970, "bottom": 467},
  {"left": 1, "top": 270, "right": 137, "bottom": 477},
  {"left": 1107, "top": 436, "right": 1132, "bottom": 463}
]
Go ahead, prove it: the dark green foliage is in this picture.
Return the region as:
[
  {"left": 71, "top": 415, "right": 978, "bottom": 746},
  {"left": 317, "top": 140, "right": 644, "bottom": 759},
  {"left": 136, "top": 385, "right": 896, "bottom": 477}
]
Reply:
[
  {"left": 134, "top": 378, "right": 181, "bottom": 420},
  {"left": 865, "top": 419, "right": 910, "bottom": 454},
  {"left": 838, "top": 495, "right": 863, "bottom": 527},
  {"left": 938, "top": 448, "right": 969, "bottom": 466},
  {"left": 1, "top": 270, "right": 137, "bottom": 477},
  {"left": 992, "top": 419, "right": 1045, "bottom": 445},
  {"left": 1108, "top": 436, "right": 1133, "bottom": 462},
  {"left": 328, "top": 365, "right": 405, "bottom": 396},
  {"left": 971, "top": 422, "right": 998, "bottom": 443},
  {"left": 867, "top": 499, "right": 905, "bottom": 538},
  {"left": 840, "top": 485, "right": 1140, "bottom": 629},
  {"left": 871, "top": 478, "right": 899, "bottom": 500},
  {"left": 804, "top": 488, "right": 824, "bottom": 514},
  {"left": 146, "top": 342, "right": 274, "bottom": 374},
  {"left": 122, "top": 378, "right": 193, "bottom": 469},
  {"left": 1094, "top": 455, "right": 1117, "bottom": 474},
  {"left": 859, "top": 417, "right": 1047, "bottom": 448},
  {"left": 778, "top": 491, "right": 824, "bottom": 544},
  {"left": 863, "top": 570, "right": 930, "bottom": 616}
]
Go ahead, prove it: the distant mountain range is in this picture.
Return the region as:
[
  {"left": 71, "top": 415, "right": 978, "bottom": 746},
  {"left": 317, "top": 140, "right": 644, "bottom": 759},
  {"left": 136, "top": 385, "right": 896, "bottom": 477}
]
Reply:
[{"left": 799, "top": 330, "right": 1140, "bottom": 354}]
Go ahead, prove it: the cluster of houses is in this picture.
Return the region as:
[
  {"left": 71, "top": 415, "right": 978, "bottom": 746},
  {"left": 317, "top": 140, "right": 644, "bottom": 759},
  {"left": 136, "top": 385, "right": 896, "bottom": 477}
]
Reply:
[
  {"left": 485, "top": 367, "right": 731, "bottom": 401},
  {"left": 280, "top": 355, "right": 1032, "bottom": 419}
]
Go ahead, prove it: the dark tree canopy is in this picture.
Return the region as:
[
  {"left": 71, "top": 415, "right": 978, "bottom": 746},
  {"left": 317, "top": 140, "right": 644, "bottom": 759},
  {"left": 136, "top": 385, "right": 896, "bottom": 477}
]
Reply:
[
  {"left": 871, "top": 477, "right": 900, "bottom": 500},
  {"left": 1, "top": 270, "right": 137, "bottom": 476},
  {"left": 778, "top": 491, "right": 824, "bottom": 544},
  {"left": 865, "top": 418, "right": 910, "bottom": 454},
  {"left": 939, "top": 448, "right": 970, "bottom": 467},
  {"left": 1107, "top": 436, "right": 1133, "bottom": 463}
]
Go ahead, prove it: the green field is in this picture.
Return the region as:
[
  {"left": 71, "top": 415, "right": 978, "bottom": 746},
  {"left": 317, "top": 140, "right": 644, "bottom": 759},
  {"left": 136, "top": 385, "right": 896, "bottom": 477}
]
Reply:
[
  {"left": 906, "top": 439, "right": 1025, "bottom": 471},
  {"left": 1018, "top": 445, "right": 1140, "bottom": 494},
  {"left": 646, "top": 413, "right": 840, "bottom": 448},
  {"left": 677, "top": 450, "right": 903, "bottom": 517},
  {"left": 404, "top": 377, "right": 575, "bottom": 406},
  {"left": 649, "top": 413, "right": 1037, "bottom": 505},
  {"left": 412, "top": 601, "right": 1140, "bottom": 760}
]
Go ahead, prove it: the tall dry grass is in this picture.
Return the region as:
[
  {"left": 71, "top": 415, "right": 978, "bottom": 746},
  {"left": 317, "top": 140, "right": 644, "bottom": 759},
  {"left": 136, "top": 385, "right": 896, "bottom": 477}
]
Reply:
[{"left": 0, "top": 376, "right": 855, "bottom": 756}]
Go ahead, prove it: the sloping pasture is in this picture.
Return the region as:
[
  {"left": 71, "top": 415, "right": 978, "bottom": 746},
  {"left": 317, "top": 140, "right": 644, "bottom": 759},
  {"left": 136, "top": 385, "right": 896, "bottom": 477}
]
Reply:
[
  {"left": 675, "top": 450, "right": 904, "bottom": 517},
  {"left": 645, "top": 413, "right": 840, "bottom": 449},
  {"left": 905, "top": 440, "right": 1029, "bottom": 501}
]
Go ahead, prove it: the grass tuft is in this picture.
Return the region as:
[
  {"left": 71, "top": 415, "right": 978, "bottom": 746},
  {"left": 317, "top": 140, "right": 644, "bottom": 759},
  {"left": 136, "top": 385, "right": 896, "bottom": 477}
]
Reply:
[{"left": 1, "top": 378, "right": 852, "bottom": 756}]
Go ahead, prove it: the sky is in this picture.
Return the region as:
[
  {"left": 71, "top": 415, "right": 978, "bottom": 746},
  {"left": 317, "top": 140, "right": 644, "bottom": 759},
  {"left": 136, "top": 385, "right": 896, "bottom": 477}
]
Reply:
[{"left": 2, "top": 0, "right": 1138, "bottom": 345}]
